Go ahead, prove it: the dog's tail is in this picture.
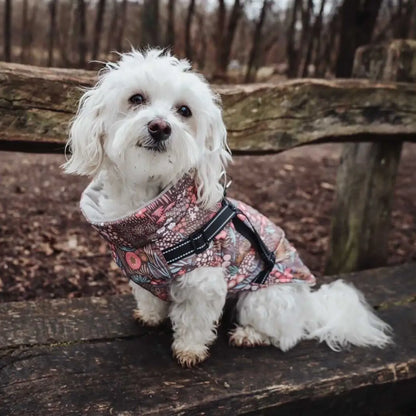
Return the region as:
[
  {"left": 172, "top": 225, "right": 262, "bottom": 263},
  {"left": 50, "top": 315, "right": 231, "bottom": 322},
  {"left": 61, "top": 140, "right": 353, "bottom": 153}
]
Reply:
[{"left": 305, "top": 280, "right": 393, "bottom": 350}]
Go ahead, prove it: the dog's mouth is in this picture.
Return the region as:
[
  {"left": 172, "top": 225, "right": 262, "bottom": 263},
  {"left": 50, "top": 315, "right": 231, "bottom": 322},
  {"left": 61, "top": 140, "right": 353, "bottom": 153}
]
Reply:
[{"left": 137, "top": 137, "right": 168, "bottom": 153}]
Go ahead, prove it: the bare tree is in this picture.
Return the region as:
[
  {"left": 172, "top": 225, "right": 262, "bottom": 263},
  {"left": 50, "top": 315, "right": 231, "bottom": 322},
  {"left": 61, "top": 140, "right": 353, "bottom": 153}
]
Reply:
[
  {"left": 185, "top": 0, "right": 196, "bottom": 60},
  {"left": 215, "top": 0, "right": 244, "bottom": 76},
  {"left": 116, "top": 0, "right": 128, "bottom": 51},
  {"left": 195, "top": 12, "right": 207, "bottom": 70},
  {"left": 4, "top": 0, "right": 12, "bottom": 62},
  {"left": 301, "top": 0, "right": 326, "bottom": 77},
  {"left": 335, "top": 0, "right": 383, "bottom": 77},
  {"left": 165, "top": 0, "right": 176, "bottom": 49},
  {"left": 286, "top": 0, "right": 302, "bottom": 78},
  {"left": 47, "top": 0, "right": 58, "bottom": 67},
  {"left": 142, "top": 0, "right": 160, "bottom": 47},
  {"left": 221, "top": 0, "right": 243, "bottom": 73},
  {"left": 314, "top": 4, "right": 340, "bottom": 77},
  {"left": 76, "top": 0, "right": 88, "bottom": 68},
  {"left": 56, "top": 1, "right": 74, "bottom": 66},
  {"left": 92, "top": 0, "right": 107, "bottom": 60},
  {"left": 20, "top": 0, "right": 29, "bottom": 63},
  {"left": 105, "top": 0, "right": 118, "bottom": 53},
  {"left": 245, "top": 0, "right": 271, "bottom": 82},
  {"left": 296, "top": 0, "right": 314, "bottom": 77},
  {"left": 215, "top": 0, "right": 227, "bottom": 73}
]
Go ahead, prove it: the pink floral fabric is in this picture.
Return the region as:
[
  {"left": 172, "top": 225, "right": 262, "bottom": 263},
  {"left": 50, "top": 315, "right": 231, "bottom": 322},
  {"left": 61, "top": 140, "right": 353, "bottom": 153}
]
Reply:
[{"left": 81, "top": 174, "right": 316, "bottom": 301}]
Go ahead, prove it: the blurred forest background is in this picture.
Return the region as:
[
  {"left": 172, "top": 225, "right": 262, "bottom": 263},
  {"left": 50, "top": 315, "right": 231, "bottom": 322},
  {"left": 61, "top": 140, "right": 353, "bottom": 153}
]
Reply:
[{"left": 2, "top": 0, "right": 416, "bottom": 82}]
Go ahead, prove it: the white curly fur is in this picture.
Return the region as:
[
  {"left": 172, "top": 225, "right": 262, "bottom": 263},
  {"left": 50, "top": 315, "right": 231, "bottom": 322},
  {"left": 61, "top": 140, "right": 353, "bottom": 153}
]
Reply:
[{"left": 64, "top": 49, "right": 392, "bottom": 367}]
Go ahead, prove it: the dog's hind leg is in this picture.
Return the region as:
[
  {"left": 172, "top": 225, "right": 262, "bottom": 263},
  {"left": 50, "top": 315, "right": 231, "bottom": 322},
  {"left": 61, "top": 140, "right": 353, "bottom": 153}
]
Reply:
[
  {"left": 229, "top": 324, "right": 272, "bottom": 347},
  {"left": 233, "top": 281, "right": 392, "bottom": 351},
  {"left": 169, "top": 267, "right": 227, "bottom": 367},
  {"left": 232, "top": 284, "right": 311, "bottom": 351},
  {"left": 130, "top": 281, "right": 169, "bottom": 326}
]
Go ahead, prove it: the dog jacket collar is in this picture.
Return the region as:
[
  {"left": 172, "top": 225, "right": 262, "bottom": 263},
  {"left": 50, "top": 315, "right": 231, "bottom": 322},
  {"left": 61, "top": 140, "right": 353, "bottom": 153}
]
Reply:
[{"left": 81, "top": 173, "right": 316, "bottom": 301}]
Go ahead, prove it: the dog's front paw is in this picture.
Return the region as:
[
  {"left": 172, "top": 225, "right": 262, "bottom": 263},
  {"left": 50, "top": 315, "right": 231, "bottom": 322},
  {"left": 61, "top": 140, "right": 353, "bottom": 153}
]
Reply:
[
  {"left": 172, "top": 343, "right": 209, "bottom": 368},
  {"left": 229, "top": 325, "right": 271, "bottom": 347},
  {"left": 133, "top": 308, "right": 165, "bottom": 327}
]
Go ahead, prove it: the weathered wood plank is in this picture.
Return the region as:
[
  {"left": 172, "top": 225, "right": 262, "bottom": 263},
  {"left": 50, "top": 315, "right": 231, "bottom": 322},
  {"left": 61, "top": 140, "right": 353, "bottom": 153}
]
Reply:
[
  {"left": 1, "top": 304, "right": 415, "bottom": 415},
  {"left": 1, "top": 61, "right": 416, "bottom": 153},
  {"left": 326, "top": 39, "right": 416, "bottom": 274},
  {"left": 0, "top": 294, "right": 137, "bottom": 349},
  {"left": 1, "top": 263, "right": 415, "bottom": 350}
]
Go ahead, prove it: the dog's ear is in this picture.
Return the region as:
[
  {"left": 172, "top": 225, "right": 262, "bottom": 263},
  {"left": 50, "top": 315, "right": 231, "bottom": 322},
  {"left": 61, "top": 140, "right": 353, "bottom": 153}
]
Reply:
[
  {"left": 195, "top": 101, "right": 232, "bottom": 208},
  {"left": 63, "top": 87, "right": 106, "bottom": 176}
]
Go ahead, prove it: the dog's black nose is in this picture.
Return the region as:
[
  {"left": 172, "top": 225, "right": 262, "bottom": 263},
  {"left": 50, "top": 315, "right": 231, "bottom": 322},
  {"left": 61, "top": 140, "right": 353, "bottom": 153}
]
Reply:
[{"left": 148, "top": 118, "right": 171, "bottom": 141}]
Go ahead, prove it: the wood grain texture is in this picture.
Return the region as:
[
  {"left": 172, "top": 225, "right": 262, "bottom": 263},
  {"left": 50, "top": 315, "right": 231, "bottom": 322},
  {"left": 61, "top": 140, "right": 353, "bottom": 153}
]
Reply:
[
  {"left": 0, "top": 294, "right": 137, "bottom": 348},
  {"left": 1, "top": 61, "right": 416, "bottom": 153},
  {"left": 0, "top": 264, "right": 415, "bottom": 415},
  {"left": 1, "top": 263, "right": 415, "bottom": 349},
  {"left": 0, "top": 305, "right": 414, "bottom": 415}
]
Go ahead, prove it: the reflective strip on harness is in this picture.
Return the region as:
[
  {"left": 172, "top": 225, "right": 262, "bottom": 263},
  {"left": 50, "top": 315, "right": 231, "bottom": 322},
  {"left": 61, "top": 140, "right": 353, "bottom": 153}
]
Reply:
[{"left": 162, "top": 198, "right": 276, "bottom": 284}]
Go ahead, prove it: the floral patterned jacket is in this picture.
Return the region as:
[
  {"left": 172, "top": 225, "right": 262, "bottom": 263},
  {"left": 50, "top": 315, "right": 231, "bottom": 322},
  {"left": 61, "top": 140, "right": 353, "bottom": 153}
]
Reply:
[{"left": 80, "top": 174, "right": 316, "bottom": 301}]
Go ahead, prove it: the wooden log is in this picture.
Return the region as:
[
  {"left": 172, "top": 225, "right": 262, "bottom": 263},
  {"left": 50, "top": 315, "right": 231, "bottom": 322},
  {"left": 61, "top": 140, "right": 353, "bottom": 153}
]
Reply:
[
  {"left": 326, "top": 40, "right": 416, "bottom": 274},
  {"left": 1, "top": 62, "right": 416, "bottom": 153},
  {"left": 1, "top": 264, "right": 415, "bottom": 415}
]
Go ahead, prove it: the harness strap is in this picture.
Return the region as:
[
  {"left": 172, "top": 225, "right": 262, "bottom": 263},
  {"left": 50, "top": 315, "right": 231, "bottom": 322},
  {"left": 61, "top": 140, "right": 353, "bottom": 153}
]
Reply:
[
  {"left": 231, "top": 214, "right": 276, "bottom": 285},
  {"left": 162, "top": 199, "right": 276, "bottom": 285},
  {"left": 162, "top": 199, "right": 238, "bottom": 264}
]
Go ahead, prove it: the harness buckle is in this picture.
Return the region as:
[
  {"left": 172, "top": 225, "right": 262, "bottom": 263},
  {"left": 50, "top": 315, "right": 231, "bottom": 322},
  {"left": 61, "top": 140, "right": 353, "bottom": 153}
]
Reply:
[{"left": 189, "top": 231, "right": 209, "bottom": 254}]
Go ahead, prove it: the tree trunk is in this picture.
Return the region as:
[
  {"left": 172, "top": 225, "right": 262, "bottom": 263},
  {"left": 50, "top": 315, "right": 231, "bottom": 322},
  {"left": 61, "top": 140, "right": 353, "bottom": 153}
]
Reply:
[
  {"left": 195, "top": 13, "right": 207, "bottom": 70},
  {"left": 296, "top": 0, "right": 314, "bottom": 77},
  {"left": 335, "top": 0, "right": 383, "bottom": 78},
  {"left": 165, "top": 0, "right": 176, "bottom": 49},
  {"left": 116, "top": 0, "right": 128, "bottom": 51},
  {"left": 142, "top": 0, "right": 159, "bottom": 47},
  {"left": 105, "top": 0, "right": 118, "bottom": 53},
  {"left": 4, "top": 0, "right": 12, "bottom": 62},
  {"left": 215, "top": 0, "right": 226, "bottom": 76},
  {"left": 56, "top": 1, "right": 72, "bottom": 66},
  {"left": 286, "top": 0, "right": 302, "bottom": 78},
  {"left": 92, "top": 0, "right": 106, "bottom": 60},
  {"left": 301, "top": 0, "right": 326, "bottom": 77},
  {"left": 220, "top": 0, "right": 243, "bottom": 74},
  {"left": 185, "top": 0, "right": 196, "bottom": 60},
  {"left": 77, "top": 0, "right": 87, "bottom": 68},
  {"left": 245, "top": 0, "right": 270, "bottom": 82},
  {"left": 20, "top": 0, "right": 28, "bottom": 63},
  {"left": 47, "top": 0, "right": 58, "bottom": 67},
  {"left": 314, "top": 5, "right": 339, "bottom": 77},
  {"left": 311, "top": 0, "right": 327, "bottom": 76}
]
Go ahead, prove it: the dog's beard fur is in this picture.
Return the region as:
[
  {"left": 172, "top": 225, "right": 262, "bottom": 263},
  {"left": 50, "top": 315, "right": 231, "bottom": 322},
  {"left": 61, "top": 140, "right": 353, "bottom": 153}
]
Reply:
[{"left": 64, "top": 49, "right": 392, "bottom": 367}]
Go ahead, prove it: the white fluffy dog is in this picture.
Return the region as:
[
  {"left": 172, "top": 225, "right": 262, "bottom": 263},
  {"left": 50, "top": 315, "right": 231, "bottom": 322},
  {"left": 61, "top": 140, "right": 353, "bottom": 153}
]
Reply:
[{"left": 64, "top": 49, "right": 392, "bottom": 367}]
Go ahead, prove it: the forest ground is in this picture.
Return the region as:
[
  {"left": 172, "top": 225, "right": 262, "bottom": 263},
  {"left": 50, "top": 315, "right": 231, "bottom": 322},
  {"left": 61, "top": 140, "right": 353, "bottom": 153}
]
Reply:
[{"left": 1, "top": 143, "right": 415, "bottom": 302}]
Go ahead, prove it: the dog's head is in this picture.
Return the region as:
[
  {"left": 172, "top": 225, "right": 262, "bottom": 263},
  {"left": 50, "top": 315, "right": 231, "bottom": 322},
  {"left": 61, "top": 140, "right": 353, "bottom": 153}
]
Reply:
[{"left": 64, "top": 49, "right": 231, "bottom": 207}]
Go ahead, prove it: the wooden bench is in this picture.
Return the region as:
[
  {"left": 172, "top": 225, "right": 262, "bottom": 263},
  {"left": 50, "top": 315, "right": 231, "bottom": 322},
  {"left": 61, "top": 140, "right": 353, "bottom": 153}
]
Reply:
[
  {"left": 1, "top": 264, "right": 415, "bottom": 415},
  {"left": 1, "top": 40, "right": 416, "bottom": 414}
]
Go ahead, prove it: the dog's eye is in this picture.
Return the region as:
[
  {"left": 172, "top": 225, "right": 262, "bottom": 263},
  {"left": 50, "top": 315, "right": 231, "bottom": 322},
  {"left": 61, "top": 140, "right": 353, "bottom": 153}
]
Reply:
[
  {"left": 177, "top": 105, "right": 192, "bottom": 118},
  {"left": 129, "top": 94, "right": 146, "bottom": 106}
]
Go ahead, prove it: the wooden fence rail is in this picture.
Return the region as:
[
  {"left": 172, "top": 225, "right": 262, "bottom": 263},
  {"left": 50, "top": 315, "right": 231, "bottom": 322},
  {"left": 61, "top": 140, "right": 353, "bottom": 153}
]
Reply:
[{"left": 1, "top": 62, "right": 416, "bottom": 153}]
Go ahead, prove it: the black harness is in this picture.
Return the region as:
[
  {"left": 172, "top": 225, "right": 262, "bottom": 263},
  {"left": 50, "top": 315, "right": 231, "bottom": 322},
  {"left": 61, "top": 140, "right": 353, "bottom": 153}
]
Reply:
[{"left": 162, "top": 199, "right": 276, "bottom": 285}]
